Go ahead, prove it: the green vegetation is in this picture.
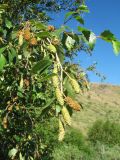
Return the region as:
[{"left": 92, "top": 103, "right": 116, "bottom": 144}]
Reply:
[
  {"left": 88, "top": 120, "right": 120, "bottom": 146},
  {"left": 52, "top": 127, "right": 120, "bottom": 160},
  {"left": 0, "top": 0, "right": 120, "bottom": 159},
  {"left": 51, "top": 84, "right": 120, "bottom": 160}
]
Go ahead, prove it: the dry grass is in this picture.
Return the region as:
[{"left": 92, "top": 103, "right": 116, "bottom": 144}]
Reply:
[{"left": 71, "top": 83, "right": 120, "bottom": 136}]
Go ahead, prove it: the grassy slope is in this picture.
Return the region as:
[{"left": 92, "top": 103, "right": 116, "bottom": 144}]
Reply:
[{"left": 71, "top": 83, "right": 120, "bottom": 135}]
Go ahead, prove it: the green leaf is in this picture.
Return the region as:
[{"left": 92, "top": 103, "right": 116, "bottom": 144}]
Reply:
[
  {"left": 78, "top": 5, "right": 89, "bottom": 13},
  {"left": 0, "top": 4, "right": 8, "bottom": 14},
  {"left": 53, "top": 26, "right": 66, "bottom": 37},
  {"left": 36, "top": 31, "right": 50, "bottom": 38},
  {"left": 40, "top": 98, "right": 55, "bottom": 116},
  {"left": 64, "top": 77, "right": 75, "bottom": 98},
  {"left": 8, "top": 48, "right": 17, "bottom": 64},
  {"left": 5, "top": 18, "right": 12, "bottom": 29},
  {"left": 40, "top": 73, "right": 56, "bottom": 82},
  {"left": 74, "top": 16, "right": 84, "bottom": 24},
  {"left": 56, "top": 105, "right": 61, "bottom": 114},
  {"left": 100, "top": 30, "right": 116, "bottom": 42},
  {"left": 78, "top": 26, "right": 96, "bottom": 50},
  {"left": 89, "top": 32, "right": 96, "bottom": 50},
  {"left": 65, "top": 35, "right": 75, "bottom": 51},
  {"left": 78, "top": 26, "right": 88, "bottom": 32},
  {"left": 78, "top": 26, "right": 90, "bottom": 39},
  {"left": 0, "top": 46, "right": 7, "bottom": 55},
  {"left": 8, "top": 148, "right": 18, "bottom": 158},
  {"left": 35, "top": 22, "right": 46, "bottom": 30},
  {"left": 47, "top": 44, "right": 57, "bottom": 53},
  {"left": 32, "top": 58, "right": 52, "bottom": 74},
  {"left": 65, "top": 11, "right": 75, "bottom": 20},
  {"left": 19, "top": 152, "right": 25, "bottom": 160},
  {"left": 112, "top": 40, "right": 120, "bottom": 55},
  {"left": 0, "top": 54, "right": 6, "bottom": 71}
]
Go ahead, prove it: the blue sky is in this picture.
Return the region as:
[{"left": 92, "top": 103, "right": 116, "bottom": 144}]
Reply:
[{"left": 50, "top": 0, "right": 120, "bottom": 85}]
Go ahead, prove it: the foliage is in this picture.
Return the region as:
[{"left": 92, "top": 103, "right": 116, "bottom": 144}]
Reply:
[
  {"left": 93, "top": 142, "right": 120, "bottom": 160},
  {"left": 52, "top": 128, "right": 96, "bottom": 160},
  {"left": 88, "top": 120, "right": 120, "bottom": 146},
  {"left": 52, "top": 128, "right": 120, "bottom": 160},
  {"left": 0, "top": 0, "right": 120, "bottom": 159}
]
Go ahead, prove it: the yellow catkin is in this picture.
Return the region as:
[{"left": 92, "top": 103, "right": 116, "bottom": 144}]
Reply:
[
  {"left": 47, "top": 44, "right": 57, "bottom": 54},
  {"left": 15, "top": 105, "right": 19, "bottom": 110},
  {"left": 7, "top": 105, "right": 13, "bottom": 112},
  {"left": 30, "top": 37, "right": 37, "bottom": 45},
  {"left": 70, "top": 78, "right": 80, "bottom": 94},
  {"left": 52, "top": 63, "right": 59, "bottom": 88},
  {"left": 58, "top": 118, "right": 65, "bottom": 141},
  {"left": 65, "top": 96, "right": 81, "bottom": 111},
  {"left": 18, "top": 34, "right": 23, "bottom": 46},
  {"left": 3, "top": 116, "right": 8, "bottom": 129},
  {"left": 20, "top": 77, "right": 24, "bottom": 88},
  {"left": 23, "top": 29, "right": 31, "bottom": 40},
  {"left": 55, "top": 87, "right": 64, "bottom": 106},
  {"left": 48, "top": 25, "right": 55, "bottom": 32},
  {"left": 52, "top": 76, "right": 59, "bottom": 88},
  {"left": 52, "top": 38, "right": 60, "bottom": 45},
  {"left": 61, "top": 106, "right": 71, "bottom": 126}
]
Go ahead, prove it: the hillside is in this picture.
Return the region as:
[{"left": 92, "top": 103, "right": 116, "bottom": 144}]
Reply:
[{"left": 72, "top": 83, "right": 120, "bottom": 135}]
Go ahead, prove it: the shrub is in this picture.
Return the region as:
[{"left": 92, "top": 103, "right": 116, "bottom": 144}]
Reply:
[
  {"left": 88, "top": 120, "right": 120, "bottom": 146},
  {"left": 93, "top": 142, "right": 120, "bottom": 160},
  {"left": 52, "top": 128, "right": 96, "bottom": 160}
]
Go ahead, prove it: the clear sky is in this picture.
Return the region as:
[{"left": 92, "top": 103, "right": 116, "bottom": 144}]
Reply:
[{"left": 50, "top": 0, "right": 120, "bottom": 85}]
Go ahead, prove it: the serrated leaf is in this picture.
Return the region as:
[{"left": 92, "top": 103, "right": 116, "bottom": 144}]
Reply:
[
  {"left": 89, "top": 32, "right": 96, "bottom": 50},
  {"left": 64, "top": 11, "right": 75, "bottom": 20},
  {"left": 53, "top": 26, "right": 66, "bottom": 37},
  {"left": 0, "top": 46, "right": 7, "bottom": 55},
  {"left": 35, "top": 22, "right": 46, "bottom": 30},
  {"left": 8, "top": 48, "right": 17, "bottom": 64},
  {"left": 8, "top": 148, "right": 18, "bottom": 158},
  {"left": 56, "top": 105, "right": 61, "bottom": 114},
  {"left": 100, "top": 30, "right": 116, "bottom": 42},
  {"left": 65, "top": 36, "right": 75, "bottom": 51},
  {"left": 32, "top": 58, "right": 52, "bottom": 74},
  {"left": 0, "top": 54, "right": 6, "bottom": 71},
  {"left": 78, "top": 26, "right": 90, "bottom": 40},
  {"left": 75, "top": 16, "right": 84, "bottom": 24},
  {"left": 78, "top": 5, "right": 89, "bottom": 13},
  {"left": 112, "top": 40, "right": 120, "bottom": 55},
  {"left": 78, "top": 26, "right": 96, "bottom": 50},
  {"left": 36, "top": 31, "right": 50, "bottom": 38},
  {"left": 5, "top": 18, "right": 12, "bottom": 29},
  {"left": 64, "top": 77, "right": 75, "bottom": 98}
]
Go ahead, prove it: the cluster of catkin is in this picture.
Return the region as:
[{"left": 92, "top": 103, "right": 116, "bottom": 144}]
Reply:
[
  {"left": 18, "top": 25, "right": 37, "bottom": 46},
  {"left": 52, "top": 62, "right": 82, "bottom": 141}
]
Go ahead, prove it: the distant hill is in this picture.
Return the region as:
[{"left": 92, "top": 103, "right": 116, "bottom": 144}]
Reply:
[{"left": 72, "top": 83, "right": 120, "bottom": 135}]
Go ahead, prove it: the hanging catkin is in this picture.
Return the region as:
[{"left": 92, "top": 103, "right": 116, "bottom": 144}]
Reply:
[
  {"left": 65, "top": 96, "right": 81, "bottom": 111},
  {"left": 55, "top": 87, "right": 64, "bottom": 106},
  {"left": 58, "top": 118, "right": 65, "bottom": 141},
  {"left": 23, "top": 28, "right": 31, "bottom": 40},
  {"left": 61, "top": 106, "right": 71, "bottom": 126},
  {"left": 3, "top": 116, "right": 8, "bottom": 129},
  {"left": 18, "top": 32, "right": 23, "bottom": 46},
  {"left": 70, "top": 78, "right": 80, "bottom": 94}
]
